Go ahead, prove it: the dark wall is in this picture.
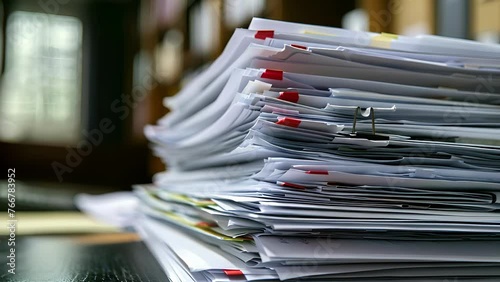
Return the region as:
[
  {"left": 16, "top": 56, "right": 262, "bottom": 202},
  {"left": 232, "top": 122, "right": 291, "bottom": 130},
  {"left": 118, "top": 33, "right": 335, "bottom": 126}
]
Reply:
[{"left": 0, "top": 0, "right": 149, "bottom": 189}]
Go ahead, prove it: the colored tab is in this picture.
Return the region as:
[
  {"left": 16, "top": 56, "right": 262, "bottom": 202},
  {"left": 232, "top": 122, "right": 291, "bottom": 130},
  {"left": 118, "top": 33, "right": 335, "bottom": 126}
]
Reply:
[
  {"left": 224, "top": 269, "right": 244, "bottom": 276},
  {"left": 195, "top": 222, "right": 216, "bottom": 228},
  {"left": 306, "top": 170, "right": 329, "bottom": 175},
  {"left": 371, "top": 32, "right": 398, "bottom": 49},
  {"left": 261, "top": 69, "right": 283, "bottom": 80},
  {"left": 304, "top": 30, "right": 335, "bottom": 37},
  {"left": 255, "top": 30, "right": 274, "bottom": 40},
  {"left": 276, "top": 117, "right": 301, "bottom": 128},
  {"left": 291, "top": 44, "right": 307, "bottom": 50},
  {"left": 280, "top": 182, "right": 306, "bottom": 189},
  {"left": 381, "top": 32, "right": 398, "bottom": 39},
  {"left": 278, "top": 91, "right": 299, "bottom": 103}
]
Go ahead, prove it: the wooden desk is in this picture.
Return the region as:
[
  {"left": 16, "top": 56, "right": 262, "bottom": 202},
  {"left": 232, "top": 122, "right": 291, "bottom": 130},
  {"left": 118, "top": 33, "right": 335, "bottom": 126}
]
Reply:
[{"left": 0, "top": 233, "right": 169, "bottom": 281}]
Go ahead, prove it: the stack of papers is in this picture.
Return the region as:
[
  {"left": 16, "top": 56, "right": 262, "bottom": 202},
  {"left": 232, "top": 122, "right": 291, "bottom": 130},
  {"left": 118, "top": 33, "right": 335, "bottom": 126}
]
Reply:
[{"left": 135, "top": 18, "right": 500, "bottom": 281}]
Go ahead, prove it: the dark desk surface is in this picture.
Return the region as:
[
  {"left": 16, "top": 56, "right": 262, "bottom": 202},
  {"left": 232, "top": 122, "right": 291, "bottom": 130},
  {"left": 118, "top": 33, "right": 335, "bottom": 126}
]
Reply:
[{"left": 0, "top": 234, "right": 169, "bottom": 282}]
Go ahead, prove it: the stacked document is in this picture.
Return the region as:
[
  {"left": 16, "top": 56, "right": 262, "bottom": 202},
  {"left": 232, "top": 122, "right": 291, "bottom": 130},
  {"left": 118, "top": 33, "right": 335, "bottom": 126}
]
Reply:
[{"left": 135, "top": 18, "right": 500, "bottom": 281}]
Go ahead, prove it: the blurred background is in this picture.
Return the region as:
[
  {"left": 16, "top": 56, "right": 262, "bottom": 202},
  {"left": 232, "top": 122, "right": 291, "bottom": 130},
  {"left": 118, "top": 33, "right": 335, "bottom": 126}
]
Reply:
[{"left": 0, "top": 0, "right": 499, "bottom": 213}]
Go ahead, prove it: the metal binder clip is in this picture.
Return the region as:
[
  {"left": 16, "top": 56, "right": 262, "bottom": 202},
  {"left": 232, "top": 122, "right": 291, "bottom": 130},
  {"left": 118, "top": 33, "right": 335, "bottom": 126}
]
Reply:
[
  {"left": 350, "top": 107, "right": 387, "bottom": 140},
  {"left": 351, "top": 107, "right": 375, "bottom": 135}
]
